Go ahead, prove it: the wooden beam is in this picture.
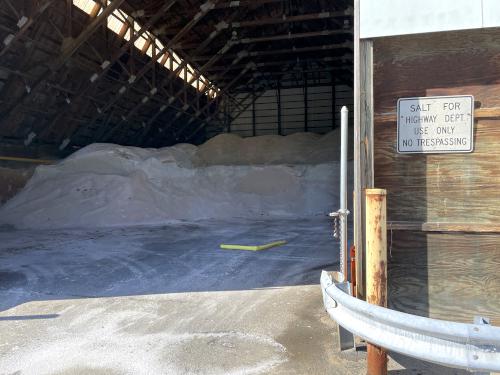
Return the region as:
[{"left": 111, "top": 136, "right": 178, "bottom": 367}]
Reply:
[
  {"left": 231, "top": 10, "right": 352, "bottom": 28},
  {"left": 277, "top": 79, "right": 282, "bottom": 135},
  {"left": 154, "top": 57, "right": 257, "bottom": 135},
  {"left": 240, "top": 29, "right": 351, "bottom": 43},
  {"left": 331, "top": 79, "right": 336, "bottom": 129},
  {"left": 72, "top": 0, "right": 220, "bottom": 141},
  {"left": 193, "top": 43, "right": 353, "bottom": 62},
  {"left": 177, "top": 30, "right": 352, "bottom": 50},
  {"left": 304, "top": 71, "right": 308, "bottom": 132},
  {"left": 39, "top": 0, "right": 179, "bottom": 139},
  {"left": 220, "top": 67, "right": 352, "bottom": 88},
  {"left": 151, "top": 8, "right": 244, "bottom": 112},
  {"left": 182, "top": 84, "right": 261, "bottom": 140},
  {"left": 388, "top": 221, "right": 500, "bottom": 233},
  {"left": 208, "top": 55, "right": 352, "bottom": 74},
  {"left": 0, "top": 0, "right": 123, "bottom": 123},
  {"left": 101, "top": 3, "right": 246, "bottom": 142},
  {"left": 53, "top": 0, "right": 126, "bottom": 70},
  {"left": 225, "top": 97, "right": 230, "bottom": 133},
  {"left": 184, "top": 65, "right": 294, "bottom": 140},
  {"left": 252, "top": 88, "right": 256, "bottom": 136},
  {"left": 213, "top": 0, "right": 283, "bottom": 9},
  {"left": 3, "top": 0, "right": 20, "bottom": 19},
  {"left": 229, "top": 88, "right": 262, "bottom": 123},
  {"left": 167, "top": 66, "right": 251, "bottom": 136},
  {"left": 0, "top": 0, "right": 54, "bottom": 58},
  {"left": 66, "top": 0, "right": 72, "bottom": 37},
  {"left": 354, "top": 0, "right": 374, "bottom": 300}
]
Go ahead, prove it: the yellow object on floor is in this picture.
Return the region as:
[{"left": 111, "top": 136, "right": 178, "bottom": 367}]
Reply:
[{"left": 220, "top": 240, "right": 287, "bottom": 251}]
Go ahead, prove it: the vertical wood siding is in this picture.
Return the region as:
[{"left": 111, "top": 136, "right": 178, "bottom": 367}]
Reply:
[{"left": 373, "top": 28, "right": 500, "bottom": 324}]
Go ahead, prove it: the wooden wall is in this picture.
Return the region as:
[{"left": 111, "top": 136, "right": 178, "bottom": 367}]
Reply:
[{"left": 373, "top": 28, "right": 500, "bottom": 325}]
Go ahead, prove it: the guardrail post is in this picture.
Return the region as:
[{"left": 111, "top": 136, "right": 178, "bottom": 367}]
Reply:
[{"left": 365, "top": 188, "right": 388, "bottom": 375}]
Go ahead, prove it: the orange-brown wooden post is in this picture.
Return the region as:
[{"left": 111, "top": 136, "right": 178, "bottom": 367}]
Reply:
[{"left": 365, "top": 188, "right": 388, "bottom": 375}]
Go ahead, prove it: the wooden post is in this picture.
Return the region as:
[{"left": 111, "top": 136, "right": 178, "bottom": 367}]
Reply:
[
  {"left": 252, "top": 88, "right": 256, "bottom": 136},
  {"left": 365, "top": 188, "right": 388, "bottom": 375},
  {"left": 277, "top": 80, "right": 282, "bottom": 135},
  {"left": 304, "top": 71, "right": 308, "bottom": 132},
  {"left": 354, "top": 0, "right": 374, "bottom": 300}
]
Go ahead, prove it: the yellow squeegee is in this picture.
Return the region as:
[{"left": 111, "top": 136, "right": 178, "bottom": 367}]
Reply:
[{"left": 220, "top": 240, "right": 287, "bottom": 251}]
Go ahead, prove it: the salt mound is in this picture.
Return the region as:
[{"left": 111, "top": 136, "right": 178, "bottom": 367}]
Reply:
[
  {"left": 0, "top": 131, "right": 351, "bottom": 229},
  {"left": 196, "top": 130, "right": 340, "bottom": 166}
]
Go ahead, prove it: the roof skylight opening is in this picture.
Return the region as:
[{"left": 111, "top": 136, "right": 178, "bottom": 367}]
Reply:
[
  {"left": 73, "top": 0, "right": 96, "bottom": 14},
  {"left": 73, "top": 0, "right": 218, "bottom": 98}
]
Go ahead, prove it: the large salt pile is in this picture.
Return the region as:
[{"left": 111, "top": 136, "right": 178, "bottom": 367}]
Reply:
[{"left": 0, "top": 130, "right": 352, "bottom": 229}]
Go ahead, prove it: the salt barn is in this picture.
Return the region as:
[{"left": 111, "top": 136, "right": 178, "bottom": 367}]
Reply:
[{"left": 0, "top": 0, "right": 499, "bottom": 374}]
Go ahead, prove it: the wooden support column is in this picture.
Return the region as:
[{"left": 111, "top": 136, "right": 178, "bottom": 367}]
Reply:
[
  {"left": 277, "top": 80, "right": 282, "bottom": 135},
  {"left": 1, "top": 0, "right": 124, "bottom": 123},
  {"left": 185, "top": 68, "right": 289, "bottom": 141},
  {"left": 304, "top": 71, "right": 308, "bottom": 132},
  {"left": 226, "top": 98, "right": 231, "bottom": 133},
  {"left": 177, "top": 62, "right": 257, "bottom": 137},
  {"left": 365, "top": 188, "right": 388, "bottom": 375},
  {"left": 0, "top": 0, "right": 54, "bottom": 58},
  {"left": 55, "top": 0, "right": 126, "bottom": 68},
  {"left": 252, "top": 88, "right": 256, "bottom": 136},
  {"left": 332, "top": 78, "right": 336, "bottom": 129},
  {"left": 80, "top": 0, "right": 218, "bottom": 138},
  {"left": 66, "top": 0, "right": 72, "bottom": 37},
  {"left": 225, "top": 85, "right": 266, "bottom": 125},
  {"left": 183, "top": 60, "right": 294, "bottom": 141},
  {"left": 354, "top": 0, "right": 374, "bottom": 299}
]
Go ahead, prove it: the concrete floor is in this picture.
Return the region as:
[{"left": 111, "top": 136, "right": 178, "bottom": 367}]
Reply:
[{"left": 0, "top": 218, "right": 465, "bottom": 374}]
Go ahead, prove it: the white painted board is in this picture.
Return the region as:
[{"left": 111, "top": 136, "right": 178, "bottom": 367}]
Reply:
[
  {"left": 359, "top": 0, "right": 500, "bottom": 38},
  {"left": 397, "top": 95, "right": 474, "bottom": 154},
  {"left": 482, "top": 0, "right": 500, "bottom": 28}
]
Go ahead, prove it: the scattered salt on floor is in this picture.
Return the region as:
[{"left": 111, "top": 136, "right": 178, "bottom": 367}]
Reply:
[{"left": 0, "top": 305, "right": 287, "bottom": 375}]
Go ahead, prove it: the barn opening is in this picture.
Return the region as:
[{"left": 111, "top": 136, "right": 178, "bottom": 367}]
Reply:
[{"left": 0, "top": 1, "right": 359, "bottom": 373}]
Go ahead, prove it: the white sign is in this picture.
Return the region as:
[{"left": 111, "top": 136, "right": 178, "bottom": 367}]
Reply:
[{"left": 397, "top": 95, "right": 474, "bottom": 154}]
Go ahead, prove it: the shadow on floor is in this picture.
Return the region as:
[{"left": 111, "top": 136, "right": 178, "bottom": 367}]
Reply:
[
  {"left": 0, "top": 217, "right": 344, "bottom": 311},
  {"left": 0, "top": 314, "right": 59, "bottom": 321},
  {"left": 388, "top": 351, "right": 469, "bottom": 375}
]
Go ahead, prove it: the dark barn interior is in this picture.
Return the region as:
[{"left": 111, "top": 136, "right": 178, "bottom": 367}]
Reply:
[
  {"left": 0, "top": 2, "right": 363, "bottom": 373},
  {"left": 0, "top": 0, "right": 353, "bottom": 157}
]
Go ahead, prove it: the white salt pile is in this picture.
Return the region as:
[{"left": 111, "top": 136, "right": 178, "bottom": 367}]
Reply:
[{"left": 0, "top": 131, "right": 352, "bottom": 229}]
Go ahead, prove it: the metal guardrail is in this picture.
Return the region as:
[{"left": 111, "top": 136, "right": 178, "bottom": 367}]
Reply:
[{"left": 321, "top": 271, "right": 500, "bottom": 372}]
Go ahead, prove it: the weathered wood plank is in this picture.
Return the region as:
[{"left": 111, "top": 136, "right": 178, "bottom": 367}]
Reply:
[
  {"left": 373, "top": 28, "right": 500, "bottom": 324},
  {"left": 375, "top": 106, "right": 500, "bottom": 122},
  {"left": 388, "top": 221, "right": 500, "bottom": 233},
  {"left": 354, "top": 0, "right": 374, "bottom": 298},
  {"left": 374, "top": 120, "right": 500, "bottom": 223},
  {"left": 374, "top": 29, "right": 500, "bottom": 113},
  {"left": 388, "top": 231, "right": 500, "bottom": 326}
]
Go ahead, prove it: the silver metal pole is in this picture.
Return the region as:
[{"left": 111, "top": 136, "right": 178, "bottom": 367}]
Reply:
[{"left": 340, "top": 106, "right": 349, "bottom": 281}]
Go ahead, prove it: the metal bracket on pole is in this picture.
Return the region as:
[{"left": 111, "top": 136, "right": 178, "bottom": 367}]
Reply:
[
  {"left": 329, "top": 106, "right": 350, "bottom": 283},
  {"left": 329, "top": 209, "right": 350, "bottom": 240}
]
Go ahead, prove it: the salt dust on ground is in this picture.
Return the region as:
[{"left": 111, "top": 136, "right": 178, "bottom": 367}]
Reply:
[{"left": 0, "top": 131, "right": 351, "bottom": 229}]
